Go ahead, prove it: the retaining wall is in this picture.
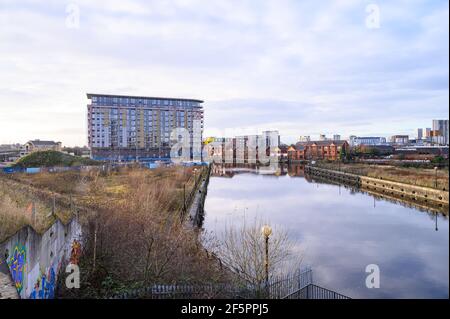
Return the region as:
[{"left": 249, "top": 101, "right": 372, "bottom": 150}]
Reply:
[
  {"left": 0, "top": 217, "right": 81, "bottom": 299},
  {"left": 305, "top": 165, "right": 449, "bottom": 211},
  {"left": 360, "top": 176, "right": 449, "bottom": 207}
]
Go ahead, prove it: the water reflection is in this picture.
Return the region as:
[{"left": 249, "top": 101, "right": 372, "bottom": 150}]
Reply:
[{"left": 204, "top": 164, "right": 449, "bottom": 298}]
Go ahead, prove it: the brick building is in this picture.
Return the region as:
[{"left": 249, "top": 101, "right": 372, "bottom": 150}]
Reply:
[{"left": 288, "top": 140, "right": 349, "bottom": 161}]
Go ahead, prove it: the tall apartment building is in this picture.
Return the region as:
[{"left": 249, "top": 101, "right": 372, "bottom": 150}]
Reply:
[
  {"left": 417, "top": 128, "right": 423, "bottom": 140},
  {"left": 432, "top": 119, "right": 449, "bottom": 145},
  {"left": 87, "top": 93, "right": 204, "bottom": 161}
]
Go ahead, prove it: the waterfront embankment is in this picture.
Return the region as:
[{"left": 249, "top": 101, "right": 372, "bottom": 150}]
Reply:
[{"left": 305, "top": 165, "right": 449, "bottom": 214}]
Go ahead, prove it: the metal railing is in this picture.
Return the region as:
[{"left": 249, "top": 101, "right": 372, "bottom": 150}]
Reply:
[
  {"left": 108, "top": 259, "right": 352, "bottom": 299},
  {"left": 266, "top": 267, "right": 313, "bottom": 299},
  {"left": 284, "top": 284, "right": 351, "bottom": 299}
]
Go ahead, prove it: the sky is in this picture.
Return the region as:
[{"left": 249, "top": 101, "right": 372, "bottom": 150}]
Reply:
[{"left": 0, "top": 0, "right": 448, "bottom": 146}]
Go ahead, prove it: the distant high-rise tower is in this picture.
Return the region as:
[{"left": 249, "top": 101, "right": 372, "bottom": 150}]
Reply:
[
  {"left": 417, "top": 128, "right": 423, "bottom": 140},
  {"left": 432, "top": 119, "right": 449, "bottom": 145},
  {"left": 333, "top": 134, "right": 341, "bottom": 141}
]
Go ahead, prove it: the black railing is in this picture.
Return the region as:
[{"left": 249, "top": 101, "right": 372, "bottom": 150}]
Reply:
[
  {"left": 266, "top": 267, "right": 313, "bottom": 299},
  {"left": 284, "top": 284, "right": 351, "bottom": 299}
]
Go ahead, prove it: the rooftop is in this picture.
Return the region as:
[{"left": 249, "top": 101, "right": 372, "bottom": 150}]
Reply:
[
  {"left": 28, "top": 140, "right": 60, "bottom": 146},
  {"left": 86, "top": 93, "right": 204, "bottom": 103}
]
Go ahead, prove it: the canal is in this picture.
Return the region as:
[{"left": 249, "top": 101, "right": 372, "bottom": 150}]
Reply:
[{"left": 202, "top": 164, "right": 449, "bottom": 298}]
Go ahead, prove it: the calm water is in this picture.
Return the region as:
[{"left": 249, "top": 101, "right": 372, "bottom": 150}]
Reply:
[{"left": 203, "top": 165, "right": 449, "bottom": 298}]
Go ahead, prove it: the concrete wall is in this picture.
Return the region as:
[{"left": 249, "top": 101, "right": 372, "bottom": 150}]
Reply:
[
  {"left": 305, "top": 165, "right": 449, "bottom": 211},
  {"left": 360, "top": 176, "right": 449, "bottom": 206},
  {"left": 0, "top": 217, "right": 81, "bottom": 299}
]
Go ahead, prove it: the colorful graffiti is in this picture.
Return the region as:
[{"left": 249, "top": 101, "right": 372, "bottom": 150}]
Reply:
[
  {"left": 69, "top": 240, "right": 81, "bottom": 265},
  {"left": 29, "top": 267, "right": 56, "bottom": 299},
  {"left": 7, "top": 245, "right": 26, "bottom": 293}
]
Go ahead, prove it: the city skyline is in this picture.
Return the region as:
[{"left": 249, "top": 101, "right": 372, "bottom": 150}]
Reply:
[{"left": 0, "top": 0, "right": 448, "bottom": 146}]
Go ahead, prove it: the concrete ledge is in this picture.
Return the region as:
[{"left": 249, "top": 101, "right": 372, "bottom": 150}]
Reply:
[
  {"left": 360, "top": 175, "right": 449, "bottom": 206},
  {"left": 305, "top": 165, "right": 449, "bottom": 213}
]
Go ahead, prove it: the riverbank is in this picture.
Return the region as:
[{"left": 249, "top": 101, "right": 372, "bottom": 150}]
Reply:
[
  {"left": 305, "top": 165, "right": 449, "bottom": 214},
  {"left": 1, "top": 166, "right": 230, "bottom": 299},
  {"left": 315, "top": 162, "right": 449, "bottom": 190}
]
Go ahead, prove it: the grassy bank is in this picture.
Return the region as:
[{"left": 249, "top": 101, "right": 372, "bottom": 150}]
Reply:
[
  {"left": 12, "top": 150, "right": 101, "bottom": 168},
  {"left": 0, "top": 178, "right": 72, "bottom": 242},
  {"left": 317, "top": 162, "right": 449, "bottom": 190},
  {"left": 1, "top": 166, "right": 229, "bottom": 297}
]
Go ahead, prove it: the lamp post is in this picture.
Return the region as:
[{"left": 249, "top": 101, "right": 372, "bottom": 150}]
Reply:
[
  {"left": 261, "top": 225, "right": 272, "bottom": 292},
  {"left": 193, "top": 168, "right": 198, "bottom": 185},
  {"left": 434, "top": 166, "right": 438, "bottom": 188}
]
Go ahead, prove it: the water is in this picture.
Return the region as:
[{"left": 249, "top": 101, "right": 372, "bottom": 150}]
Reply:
[{"left": 202, "top": 165, "right": 449, "bottom": 298}]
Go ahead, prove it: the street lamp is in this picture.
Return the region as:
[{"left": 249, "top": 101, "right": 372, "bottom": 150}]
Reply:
[
  {"left": 193, "top": 168, "right": 198, "bottom": 184},
  {"left": 261, "top": 225, "right": 272, "bottom": 290},
  {"left": 434, "top": 166, "right": 438, "bottom": 188}
]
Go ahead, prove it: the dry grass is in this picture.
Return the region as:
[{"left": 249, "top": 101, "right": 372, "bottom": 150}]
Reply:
[
  {"left": 1, "top": 166, "right": 228, "bottom": 297},
  {"left": 0, "top": 179, "right": 58, "bottom": 242},
  {"left": 320, "top": 163, "right": 449, "bottom": 190},
  {"left": 0, "top": 166, "right": 197, "bottom": 243},
  {"left": 55, "top": 166, "right": 230, "bottom": 298}
]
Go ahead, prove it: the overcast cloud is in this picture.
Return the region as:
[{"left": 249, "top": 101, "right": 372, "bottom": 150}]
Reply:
[{"left": 0, "top": 0, "right": 448, "bottom": 145}]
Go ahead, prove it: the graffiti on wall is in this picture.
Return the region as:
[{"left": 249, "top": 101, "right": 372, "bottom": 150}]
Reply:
[
  {"left": 29, "top": 267, "right": 56, "bottom": 299},
  {"left": 69, "top": 240, "right": 81, "bottom": 265},
  {"left": 7, "top": 245, "right": 27, "bottom": 293}
]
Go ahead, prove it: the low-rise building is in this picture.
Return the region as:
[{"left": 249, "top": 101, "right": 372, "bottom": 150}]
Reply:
[
  {"left": 288, "top": 140, "right": 350, "bottom": 161},
  {"left": 349, "top": 136, "right": 386, "bottom": 147},
  {"left": 21, "top": 140, "right": 62, "bottom": 156},
  {"left": 390, "top": 135, "right": 409, "bottom": 145},
  {"left": 0, "top": 144, "right": 21, "bottom": 162}
]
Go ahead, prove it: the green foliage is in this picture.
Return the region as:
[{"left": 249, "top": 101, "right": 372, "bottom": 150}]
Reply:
[
  {"left": 431, "top": 156, "right": 446, "bottom": 164},
  {"left": 13, "top": 150, "right": 101, "bottom": 168}
]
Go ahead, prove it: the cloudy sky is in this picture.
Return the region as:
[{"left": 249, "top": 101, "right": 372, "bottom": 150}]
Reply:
[{"left": 0, "top": 0, "right": 448, "bottom": 146}]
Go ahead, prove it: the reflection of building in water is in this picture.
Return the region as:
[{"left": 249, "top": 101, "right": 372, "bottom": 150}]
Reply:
[
  {"left": 304, "top": 170, "right": 448, "bottom": 215},
  {"left": 204, "top": 131, "right": 280, "bottom": 164},
  {"left": 211, "top": 163, "right": 286, "bottom": 177},
  {"left": 287, "top": 164, "right": 305, "bottom": 177}
]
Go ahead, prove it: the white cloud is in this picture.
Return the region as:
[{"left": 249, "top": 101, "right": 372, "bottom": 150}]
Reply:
[{"left": 0, "top": 0, "right": 448, "bottom": 146}]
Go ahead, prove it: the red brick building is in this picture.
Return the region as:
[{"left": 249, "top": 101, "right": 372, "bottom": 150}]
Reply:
[{"left": 288, "top": 140, "right": 349, "bottom": 161}]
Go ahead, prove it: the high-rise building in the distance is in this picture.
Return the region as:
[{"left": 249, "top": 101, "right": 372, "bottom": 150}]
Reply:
[
  {"left": 432, "top": 119, "right": 449, "bottom": 145},
  {"left": 87, "top": 93, "right": 204, "bottom": 161},
  {"left": 417, "top": 128, "right": 423, "bottom": 140}
]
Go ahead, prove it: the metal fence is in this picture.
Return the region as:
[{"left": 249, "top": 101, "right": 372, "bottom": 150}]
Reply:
[
  {"left": 109, "top": 267, "right": 340, "bottom": 300},
  {"left": 266, "top": 267, "right": 313, "bottom": 299},
  {"left": 111, "top": 283, "right": 252, "bottom": 299},
  {"left": 284, "top": 284, "right": 351, "bottom": 299}
]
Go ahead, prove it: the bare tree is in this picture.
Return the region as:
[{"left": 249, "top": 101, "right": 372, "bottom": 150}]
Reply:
[{"left": 210, "top": 218, "right": 296, "bottom": 296}]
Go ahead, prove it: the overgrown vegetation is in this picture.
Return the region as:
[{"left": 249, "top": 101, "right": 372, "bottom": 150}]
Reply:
[
  {"left": 206, "top": 218, "right": 297, "bottom": 297},
  {"left": 318, "top": 162, "right": 449, "bottom": 190},
  {"left": 33, "top": 166, "right": 231, "bottom": 298},
  {"left": 0, "top": 178, "right": 70, "bottom": 242},
  {"left": 12, "top": 150, "right": 101, "bottom": 168},
  {"left": 2, "top": 166, "right": 295, "bottom": 298}
]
